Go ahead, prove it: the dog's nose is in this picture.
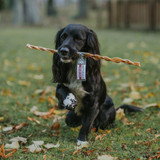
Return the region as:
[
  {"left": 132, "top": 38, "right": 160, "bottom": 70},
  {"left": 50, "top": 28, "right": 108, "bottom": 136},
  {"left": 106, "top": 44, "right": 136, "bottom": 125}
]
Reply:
[{"left": 60, "top": 47, "right": 69, "bottom": 56}]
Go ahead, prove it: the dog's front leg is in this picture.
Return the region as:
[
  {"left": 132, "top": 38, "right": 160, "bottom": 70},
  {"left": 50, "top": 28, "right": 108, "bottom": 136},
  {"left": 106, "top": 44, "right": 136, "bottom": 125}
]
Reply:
[
  {"left": 77, "top": 100, "right": 99, "bottom": 143},
  {"left": 56, "top": 83, "right": 77, "bottom": 110}
]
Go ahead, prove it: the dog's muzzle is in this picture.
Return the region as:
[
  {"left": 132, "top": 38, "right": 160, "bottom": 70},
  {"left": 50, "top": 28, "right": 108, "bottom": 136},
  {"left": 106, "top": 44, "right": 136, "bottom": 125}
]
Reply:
[{"left": 59, "top": 47, "right": 73, "bottom": 63}]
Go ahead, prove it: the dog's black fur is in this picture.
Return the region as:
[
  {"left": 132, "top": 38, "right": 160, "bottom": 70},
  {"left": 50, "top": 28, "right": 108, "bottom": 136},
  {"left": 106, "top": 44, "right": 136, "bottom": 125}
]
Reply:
[{"left": 52, "top": 24, "right": 142, "bottom": 142}]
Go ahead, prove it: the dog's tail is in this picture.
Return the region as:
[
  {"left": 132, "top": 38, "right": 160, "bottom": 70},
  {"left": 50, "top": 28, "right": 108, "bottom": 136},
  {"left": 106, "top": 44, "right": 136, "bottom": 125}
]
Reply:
[{"left": 116, "top": 104, "right": 143, "bottom": 113}]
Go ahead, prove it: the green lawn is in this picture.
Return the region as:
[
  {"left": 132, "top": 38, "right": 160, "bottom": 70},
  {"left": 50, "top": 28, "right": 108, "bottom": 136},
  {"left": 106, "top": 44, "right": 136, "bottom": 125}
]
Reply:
[{"left": 0, "top": 28, "right": 160, "bottom": 160}]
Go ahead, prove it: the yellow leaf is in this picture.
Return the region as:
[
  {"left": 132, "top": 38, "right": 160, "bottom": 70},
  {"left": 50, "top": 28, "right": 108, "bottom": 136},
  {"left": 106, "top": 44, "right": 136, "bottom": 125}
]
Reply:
[
  {"left": 129, "top": 91, "right": 141, "bottom": 100},
  {"left": 0, "top": 117, "right": 4, "bottom": 122},
  {"left": 116, "top": 108, "right": 125, "bottom": 120},
  {"left": 70, "top": 126, "right": 82, "bottom": 132}
]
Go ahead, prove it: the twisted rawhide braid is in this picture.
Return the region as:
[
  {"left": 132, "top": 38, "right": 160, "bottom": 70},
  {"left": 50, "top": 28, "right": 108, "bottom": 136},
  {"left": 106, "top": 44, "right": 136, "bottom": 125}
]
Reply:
[{"left": 26, "top": 44, "right": 140, "bottom": 67}]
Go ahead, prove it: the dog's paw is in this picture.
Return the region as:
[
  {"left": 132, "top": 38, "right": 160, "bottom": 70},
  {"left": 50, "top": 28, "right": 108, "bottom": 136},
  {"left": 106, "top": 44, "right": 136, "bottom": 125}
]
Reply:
[
  {"left": 63, "top": 93, "right": 77, "bottom": 110},
  {"left": 75, "top": 139, "right": 89, "bottom": 149}
]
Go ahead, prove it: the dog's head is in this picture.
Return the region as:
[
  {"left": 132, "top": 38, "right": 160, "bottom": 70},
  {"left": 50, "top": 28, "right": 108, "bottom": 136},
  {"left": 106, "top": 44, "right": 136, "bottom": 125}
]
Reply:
[{"left": 52, "top": 24, "right": 100, "bottom": 83}]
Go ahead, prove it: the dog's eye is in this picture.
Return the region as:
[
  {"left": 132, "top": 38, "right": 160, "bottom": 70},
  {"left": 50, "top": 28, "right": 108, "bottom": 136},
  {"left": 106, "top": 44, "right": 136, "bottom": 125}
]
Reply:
[
  {"left": 75, "top": 38, "right": 81, "bottom": 41},
  {"left": 61, "top": 36, "right": 65, "bottom": 40}
]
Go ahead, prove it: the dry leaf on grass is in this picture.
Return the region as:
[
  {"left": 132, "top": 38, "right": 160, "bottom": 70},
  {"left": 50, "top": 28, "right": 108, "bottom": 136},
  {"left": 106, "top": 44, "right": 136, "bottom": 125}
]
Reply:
[
  {"left": 70, "top": 125, "right": 82, "bottom": 132},
  {"left": 98, "top": 154, "right": 118, "bottom": 160},
  {"left": 129, "top": 91, "right": 141, "bottom": 100},
  {"left": 5, "top": 142, "right": 19, "bottom": 149},
  {"left": 27, "top": 117, "right": 40, "bottom": 124},
  {"left": 30, "top": 106, "right": 38, "bottom": 113},
  {"left": 116, "top": 108, "right": 125, "bottom": 120},
  {"left": 0, "top": 144, "right": 17, "bottom": 159},
  {"left": 44, "top": 142, "right": 60, "bottom": 149},
  {"left": 95, "top": 134, "right": 106, "bottom": 141},
  {"left": 73, "top": 149, "right": 82, "bottom": 155},
  {"left": 0, "top": 117, "right": 4, "bottom": 122},
  {"left": 15, "top": 122, "right": 28, "bottom": 130},
  {"left": 23, "top": 141, "right": 44, "bottom": 153},
  {"left": 143, "top": 103, "right": 160, "bottom": 109},
  {"left": 2, "top": 126, "right": 13, "bottom": 132},
  {"left": 34, "top": 107, "right": 54, "bottom": 117},
  {"left": 9, "top": 136, "right": 27, "bottom": 143},
  {"left": 122, "top": 98, "right": 133, "bottom": 104}
]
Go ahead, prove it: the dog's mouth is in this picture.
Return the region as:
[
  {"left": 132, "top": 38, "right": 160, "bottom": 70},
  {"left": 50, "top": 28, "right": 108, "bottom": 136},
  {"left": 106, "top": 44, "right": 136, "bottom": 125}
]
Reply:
[{"left": 60, "top": 57, "right": 73, "bottom": 63}]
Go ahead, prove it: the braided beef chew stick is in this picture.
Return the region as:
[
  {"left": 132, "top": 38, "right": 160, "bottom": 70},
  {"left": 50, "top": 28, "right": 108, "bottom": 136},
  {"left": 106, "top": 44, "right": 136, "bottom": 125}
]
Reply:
[{"left": 26, "top": 44, "right": 140, "bottom": 67}]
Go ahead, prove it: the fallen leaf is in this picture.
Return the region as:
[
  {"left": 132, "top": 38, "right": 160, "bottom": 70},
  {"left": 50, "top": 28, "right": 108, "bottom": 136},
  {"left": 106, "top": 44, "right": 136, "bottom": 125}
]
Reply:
[
  {"left": 98, "top": 129, "right": 111, "bottom": 134},
  {"left": 30, "top": 106, "right": 38, "bottom": 113},
  {"left": 70, "top": 126, "right": 82, "bottom": 132},
  {"left": 2, "top": 126, "right": 13, "bottom": 132},
  {"left": 114, "top": 127, "right": 120, "bottom": 132},
  {"left": 50, "top": 117, "right": 60, "bottom": 130},
  {"left": 143, "top": 103, "right": 159, "bottom": 109},
  {"left": 47, "top": 96, "right": 56, "bottom": 106},
  {"left": 25, "top": 144, "right": 43, "bottom": 153},
  {"left": 24, "top": 141, "right": 44, "bottom": 153},
  {"left": 83, "top": 149, "right": 97, "bottom": 156},
  {"left": 32, "top": 141, "right": 44, "bottom": 146},
  {"left": 27, "top": 117, "right": 40, "bottom": 124},
  {"left": 44, "top": 142, "right": 60, "bottom": 149},
  {"left": 5, "top": 142, "right": 19, "bottom": 149},
  {"left": 146, "top": 127, "right": 152, "bottom": 132},
  {"left": 0, "top": 117, "right": 4, "bottom": 122},
  {"left": 73, "top": 149, "right": 82, "bottom": 155},
  {"left": 0, "top": 144, "right": 17, "bottom": 159},
  {"left": 9, "top": 136, "right": 27, "bottom": 143},
  {"left": 98, "top": 154, "right": 118, "bottom": 160},
  {"left": 95, "top": 134, "right": 106, "bottom": 141},
  {"left": 155, "top": 134, "right": 160, "bottom": 138},
  {"left": 122, "top": 98, "right": 133, "bottom": 104},
  {"left": 15, "top": 122, "right": 28, "bottom": 130},
  {"left": 116, "top": 108, "right": 125, "bottom": 120},
  {"left": 129, "top": 91, "right": 141, "bottom": 100},
  {"left": 34, "top": 107, "right": 54, "bottom": 117}
]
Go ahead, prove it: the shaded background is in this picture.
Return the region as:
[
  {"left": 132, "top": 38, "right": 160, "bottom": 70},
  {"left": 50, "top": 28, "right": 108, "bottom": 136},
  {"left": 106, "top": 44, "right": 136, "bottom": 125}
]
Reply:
[
  {"left": 0, "top": 0, "right": 160, "bottom": 30},
  {"left": 0, "top": 0, "right": 108, "bottom": 29}
]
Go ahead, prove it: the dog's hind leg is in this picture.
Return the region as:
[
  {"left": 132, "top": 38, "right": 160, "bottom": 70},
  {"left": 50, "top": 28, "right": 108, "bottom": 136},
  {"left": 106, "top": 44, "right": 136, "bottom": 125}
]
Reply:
[
  {"left": 65, "top": 110, "right": 82, "bottom": 127},
  {"left": 95, "top": 95, "right": 116, "bottom": 130}
]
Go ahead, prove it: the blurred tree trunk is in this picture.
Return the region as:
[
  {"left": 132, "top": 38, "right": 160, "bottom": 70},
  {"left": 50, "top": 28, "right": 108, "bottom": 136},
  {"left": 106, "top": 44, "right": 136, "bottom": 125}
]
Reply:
[
  {"left": 0, "top": 0, "right": 5, "bottom": 10},
  {"left": 47, "top": 0, "right": 57, "bottom": 16},
  {"left": 77, "top": 0, "right": 88, "bottom": 19},
  {"left": 13, "top": 0, "right": 23, "bottom": 25},
  {"left": 23, "top": 0, "right": 41, "bottom": 25}
]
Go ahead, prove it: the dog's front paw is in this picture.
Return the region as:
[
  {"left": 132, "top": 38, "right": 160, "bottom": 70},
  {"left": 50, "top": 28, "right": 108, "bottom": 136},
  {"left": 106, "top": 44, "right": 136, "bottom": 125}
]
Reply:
[{"left": 63, "top": 93, "right": 77, "bottom": 110}]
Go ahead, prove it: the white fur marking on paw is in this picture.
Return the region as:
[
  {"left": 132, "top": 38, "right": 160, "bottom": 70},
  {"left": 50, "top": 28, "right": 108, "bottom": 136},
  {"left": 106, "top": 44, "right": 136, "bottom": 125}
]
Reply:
[
  {"left": 63, "top": 93, "right": 76, "bottom": 106},
  {"left": 75, "top": 139, "right": 89, "bottom": 149}
]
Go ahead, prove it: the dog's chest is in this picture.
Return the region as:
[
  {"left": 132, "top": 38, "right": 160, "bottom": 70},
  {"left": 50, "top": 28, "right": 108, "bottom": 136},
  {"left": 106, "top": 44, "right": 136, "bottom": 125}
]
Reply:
[{"left": 63, "top": 61, "right": 88, "bottom": 115}]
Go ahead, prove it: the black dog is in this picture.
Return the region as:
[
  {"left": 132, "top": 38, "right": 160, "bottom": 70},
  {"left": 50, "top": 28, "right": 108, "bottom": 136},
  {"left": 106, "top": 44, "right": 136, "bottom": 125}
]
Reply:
[{"left": 52, "top": 24, "right": 142, "bottom": 145}]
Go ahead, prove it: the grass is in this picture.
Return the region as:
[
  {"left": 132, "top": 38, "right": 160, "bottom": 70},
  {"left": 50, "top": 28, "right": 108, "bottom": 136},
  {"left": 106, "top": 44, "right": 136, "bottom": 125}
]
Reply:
[{"left": 0, "top": 28, "right": 160, "bottom": 160}]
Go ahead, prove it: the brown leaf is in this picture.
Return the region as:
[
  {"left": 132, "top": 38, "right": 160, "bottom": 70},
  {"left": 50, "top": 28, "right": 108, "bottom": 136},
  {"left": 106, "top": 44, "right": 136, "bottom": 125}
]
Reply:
[
  {"left": 50, "top": 118, "right": 60, "bottom": 130},
  {"left": 95, "top": 134, "right": 106, "bottom": 141},
  {"left": 27, "top": 117, "right": 40, "bottom": 124},
  {"left": 114, "top": 127, "right": 120, "bottom": 132},
  {"left": 83, "top": 149, "right": 97, "bottom": 156},
  {"left": 15, "top": 122, "right": 28, "bottom": 130},
  {"left": 73, "top": 149, "right": 82, "bottom": 155},
  {"left": 146, "top": 127, "right": 152, "bottom": 132}
]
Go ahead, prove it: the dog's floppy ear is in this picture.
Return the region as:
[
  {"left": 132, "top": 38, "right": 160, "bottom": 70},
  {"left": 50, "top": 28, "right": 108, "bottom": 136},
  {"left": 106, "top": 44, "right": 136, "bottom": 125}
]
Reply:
[
  {"left": 87, "top": 30, "right": 100, "bottom": 55},
  {"left": 52, "top": 28, "right": 68, "bottom": 83},
  {"left": 86, "top": 30, "right": 101, "bottom": 79},
  {"left": 55, "top": 28, "right": 64, "bottom": 49}
]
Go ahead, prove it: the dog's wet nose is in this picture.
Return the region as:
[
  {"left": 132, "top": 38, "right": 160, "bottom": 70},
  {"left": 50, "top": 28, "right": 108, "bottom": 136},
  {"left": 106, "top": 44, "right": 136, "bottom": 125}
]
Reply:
[{"left": 60, "top": 47, "right": 69, "bottom": 56}]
